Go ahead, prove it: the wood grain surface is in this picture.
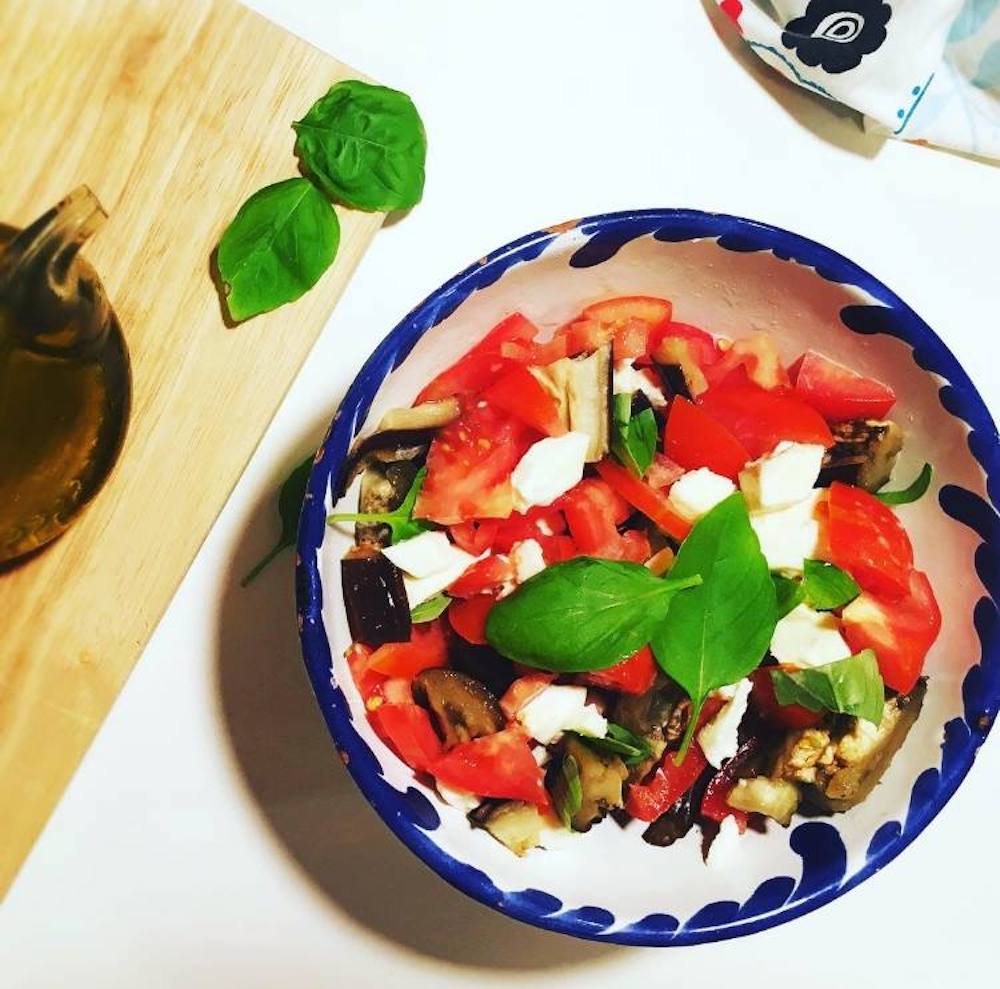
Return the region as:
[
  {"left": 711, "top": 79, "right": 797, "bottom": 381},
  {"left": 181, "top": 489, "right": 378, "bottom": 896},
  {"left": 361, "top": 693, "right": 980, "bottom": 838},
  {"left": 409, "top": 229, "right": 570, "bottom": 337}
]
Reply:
[{"left": 0, "top": 0, "right": 382, "bottom": 893}]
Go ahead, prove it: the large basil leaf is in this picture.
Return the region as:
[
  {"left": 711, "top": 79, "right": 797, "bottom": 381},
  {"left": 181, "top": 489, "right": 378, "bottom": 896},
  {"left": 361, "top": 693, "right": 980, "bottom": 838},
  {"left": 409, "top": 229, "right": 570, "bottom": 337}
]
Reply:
[
  {"left": 652, "top": 493, "right": 777, "bottom": 756},
  {"left": 484, "top": 558, "right": 700, "bottom": 672},
  {"left": 217, "top": 178, "right": 340, "bottom": 322},
  {"left": 771, "top": 649, "right": 885, "bottom": 726},
  {"left": 293, "top": 80, "right": 427, "bottom": 211}
]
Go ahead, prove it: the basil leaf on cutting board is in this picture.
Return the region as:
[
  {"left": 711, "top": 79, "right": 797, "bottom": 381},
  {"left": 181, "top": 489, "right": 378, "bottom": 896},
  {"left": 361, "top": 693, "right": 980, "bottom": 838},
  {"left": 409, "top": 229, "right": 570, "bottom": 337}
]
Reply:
[
  {"left": 771, "top": 649, "right": 885, "bottom": 726},
  {"left": 241, "top": 453, "right": 314, "bottom": 587},
  {"left": 801, "top": 559, "right": 860, "bottom": 611},
  {"left": 293, "top": 80, "right": 427, "bottom": 211},
  {"left": 217, "top": 178, "right": 340, "bottom": 322},
  {"left": 772, "top": 573, "right": 804, "bottom": 619},
  {"left": 327, "top": 467, "right": 432, "bottom": 544},
  {"left": 484, "top": 558, "right": 701, "bottom": 673},
  {"left": 876, "top": 463, "right": 933, "bottom": 506},
  {"left": 611, "top": 393, "right": 657, "bottom": 478},
  {"left": 651, "top": 493, "right": 777, "bottom": 758},
  {"left": 410, "top": 592, "right": 450, "bottom": 623}
]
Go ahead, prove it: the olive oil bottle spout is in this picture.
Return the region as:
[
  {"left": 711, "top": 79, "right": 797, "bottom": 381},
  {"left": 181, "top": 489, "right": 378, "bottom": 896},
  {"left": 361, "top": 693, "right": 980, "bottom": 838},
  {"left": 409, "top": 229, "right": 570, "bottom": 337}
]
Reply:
[{"left": 0, "top": 185, "right": 110, "bottom": 356}]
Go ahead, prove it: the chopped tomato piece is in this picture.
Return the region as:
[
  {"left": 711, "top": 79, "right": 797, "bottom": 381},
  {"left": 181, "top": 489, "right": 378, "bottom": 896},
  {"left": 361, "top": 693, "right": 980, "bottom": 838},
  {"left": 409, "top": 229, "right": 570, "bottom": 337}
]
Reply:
[
  {"left": 346, "top": 643, "right": 385, "bottom": 701},
  {"left": 698, "top": 380, "right": 833, "bottom": 459},
  {"left": 492, "top": 506, "right": 567, "bottom": 553},
  {"left": 612, "top": 317, "right": 655, "bottom": 361},
  {"left": 500, "top": 673, "right": 556, "bottom": 720},
  {"left": 664, "top": 396, "right": 750, "bottom": 480},
  {"left": 370, "top": 702, "right": 443, "bottom": 772},
  {"left": 583, "top": 295, "right": 674, "bottom": 331},
  {"left": 626, "top": 744, "right": 708, "bottom": 822},
  {"left": 416, "top": 313, "right": 538, "bottom": 402},
  {"left": 448, "top": 594, "right": 495, "bottom": 644},
  {"left": 414, "top": 403, "right": 537, "bottom": 524},
  {"left": 705, "top": 332, "right": 789, "bottom": 391},
  {"left": 559, "top": 477, "right": 652, "bottom": 560},
  {"left": 448, "top": 519, "right": 500, "bottom": 556},
  {"left": 842, "top": 570, "right": 940, "bottom": 694},
  {"left": 650, "top": 321, "right": 720, "bottom": 369},
  {"left": 580, "top": 645, "right": 658, "bottom": 695},
  {"left": 790, "top": 350, "right": 896, "bottom": 422},
  {"left": 594, "top": 459, "right": 691, "bottom": 541},
  {"left": 749, "top": 668, "right": 823, "bottom": 730},
  {"left": 367, "top": 621, "right": 448, "bottom": 678},
  {"left": 430, "top": 728, "right": 550, "bottom": 807},
  {"left": 447, "top": 554, "right": 516, "bottom": 598},
  {"left": 483, "top": 364, "right": 567, "bottom": 437},
  {"left": 559, "top": 318, "right": 614, "bottom": 357},
  {"left": 645, "top": 453, "right": 685, "bottom": 493},
  {"left": 537, "top": 534, "right": 579, "bottom": 563},
  {"left": 822, "top": 482, "right": 914, "bottom": 600},
  {"left": 700, "top": 770, "right": 749, "bottom": 833}
]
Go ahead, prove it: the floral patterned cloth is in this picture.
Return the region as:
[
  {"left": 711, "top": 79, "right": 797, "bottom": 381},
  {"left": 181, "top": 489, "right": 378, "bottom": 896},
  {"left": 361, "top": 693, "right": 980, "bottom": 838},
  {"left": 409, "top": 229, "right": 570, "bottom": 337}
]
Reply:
[{"left": 718, "top": 1, "right": 1000, "bottom": 160}]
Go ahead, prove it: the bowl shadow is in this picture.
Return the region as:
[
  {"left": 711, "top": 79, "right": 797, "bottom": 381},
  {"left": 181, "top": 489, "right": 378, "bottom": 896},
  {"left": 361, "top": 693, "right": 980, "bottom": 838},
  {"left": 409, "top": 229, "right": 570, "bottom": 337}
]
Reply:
[{"left": 214, "top": 420, "right": 620, "bottom": 970}]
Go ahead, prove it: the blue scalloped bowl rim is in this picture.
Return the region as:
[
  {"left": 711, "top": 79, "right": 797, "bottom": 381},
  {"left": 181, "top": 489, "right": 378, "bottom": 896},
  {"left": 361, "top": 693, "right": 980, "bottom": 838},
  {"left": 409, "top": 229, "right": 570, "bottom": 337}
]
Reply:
[{"left": 295, "top": 209, "right": 1000, "bottom": 946}]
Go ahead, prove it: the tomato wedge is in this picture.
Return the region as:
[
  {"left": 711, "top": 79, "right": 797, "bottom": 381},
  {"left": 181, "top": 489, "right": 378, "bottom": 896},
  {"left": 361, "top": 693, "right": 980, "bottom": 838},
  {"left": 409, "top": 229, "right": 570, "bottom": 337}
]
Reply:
[
  {"left": 822, "top": 482, "right": 914, "bottom": 600},
  {"left": 370, "top": 702, "right": 444, "bottom": 772},
  {"left": 416, "top": 313, "right": 539, "bottom": 403},
  {"left": 704, "top": 332, "right": 789, "bottom": 391},
  {"left": 664, "top": 396, "right": 750, "bottom": 480},
  {"left": 749, "top": 668, "right": 823, "bottom": 730},
  {"left": 448, "top": 594, "right": 495, "bottom": 644},
  {"left": 583, "top": 295, "right": 674, "bottom": 330},
  {"left": 580, "top": 645, "right": 658, "bottom": 695},
  {"left": 447, "top": 554, "right": 516, "bottom": 598},
  {"left": 483, "top": 364, "right": 567, "bottom": 436},
  {"left": 594, "top": 459, "right": 691, "bottom": 541},
  {"left": 367, "top": 620, "right": 448, "bottom": 679},
  {"left": 448, "top": 519, "right": 500, "bottom": 556},
  {"left": 842, "top": 569, "right": 940, "bottom": 694},
  {"left": 430, "top": 728, "right": 549, "bottom": 807},
  {"left": 650, "top": 321, "right": 719, "bottom": 368},
  {"left": 698, "top": 380, "right": 833, "bottom": 459},
  {"left": 626, "top": 744, "right": 708, "bottom": 822},
  {"left": 492, "top": 506, "right": 567, "bottom": 553},
  {"left": 559, "top": 477, "right": 652, "bottom": 560},
  {"left": 790, "top": 350, "right": 896, "bottom": 422}
]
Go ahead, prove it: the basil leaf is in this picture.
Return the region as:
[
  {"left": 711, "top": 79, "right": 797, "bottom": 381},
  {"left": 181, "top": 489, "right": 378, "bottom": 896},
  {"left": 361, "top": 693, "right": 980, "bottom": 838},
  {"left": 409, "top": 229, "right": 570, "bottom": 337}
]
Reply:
[
  {"left": 293, "top": 80, "right": 427, "bottom": 211},
  {"left": 553, "top": 754, "right": 583, "bottom": 829},
  {"left": 611, "top": 394, "right": 656, "bottom": 478},
  {"left": 485, "top": 558, "right": 701, "bottom": 673},
  {"left": 575, "top": 722, "right": 652, "bottom": 765},
  {"left": 652, "top": 493, "right": 777, "bottom": 758},
  {"left": 410, "top": 592, "right": 450, "bottom": 623},
  {"left": 771, "top": 649, "right": 885, "bottom": 725},
  {"left": 327, "top": 467, "right": 432, "bottom": 543},
  {"left": 773, "top": 574, "right": 804, "bottom": 619},
  {"left": 217, "top": 178, "right": 340, "bottom": 322},
  {"left": 241, "top": 453, "right": 313, "bottom": 587},
  {"left": 802, "top": 559, "right": 860, "bottom": 611},
  {"left": 876, "top": 463, "right": 932, "bottom": 506}
]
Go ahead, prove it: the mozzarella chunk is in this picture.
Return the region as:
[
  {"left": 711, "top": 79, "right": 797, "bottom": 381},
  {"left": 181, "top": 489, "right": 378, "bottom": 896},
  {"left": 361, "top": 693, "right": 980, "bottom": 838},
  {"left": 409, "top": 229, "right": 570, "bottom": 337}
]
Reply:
[
  {"left": 770, "top": 603, "right": 852, "bottom": 668},
  {"left": 740, "top": 441, "right": 825, "bottom": 511},
  {"left": 698, "top": 678, "right": 753, "bottom": 769},
  {"left": 749, "top": 491, "right": 822, "bottom": 574},
  {"left": 667, "top": 467, "right": 736, "bottom": 522},
  {"left": 511, "top": 538, "right": 546, "bottom": 583},
  {"left": 706, "top": 814, "right": 742, "bottom": 869},
  {"left": 511, "top": 432, "right": 590, "bottom": 512},
  {"left": 518, "top": 684, "right": 608, "bottom": 745},
  {"left": 401, "top": 549, "right": 487, "bottom": 608},
  {"left": 383, "top": 530, "right": 466, "bottom": 579},
  {"left": 613, "top": 359, "right": 667, "bottom": 409},
  {"left": 436, "top": 782, "right": 480, "bottom": 812}
]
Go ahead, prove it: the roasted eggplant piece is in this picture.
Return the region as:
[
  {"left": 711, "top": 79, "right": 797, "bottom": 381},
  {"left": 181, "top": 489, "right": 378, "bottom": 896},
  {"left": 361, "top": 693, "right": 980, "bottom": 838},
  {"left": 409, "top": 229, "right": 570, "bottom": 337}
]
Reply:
[
  {"left": 413, "top": 668, "right": 505, "bottom": 748},
  {"left": 652, "top": 337, "right": 708, "bottom": 395},
  {"left": 612, "top": 675, "right": 684, "bottom": 778},
  {"left": 449, "top": 641, "right": 517, "bottom": 697},
  {"left": 550, "top": 735, "right": 627, "bottom": 832},
  {"left": 469, "top": 800, "right": 546, "bottom": 856},
  {"left": 653, "top": 362, "right": 692, "bottom": 401},
  {"left": 726, "top": 776, "right": 800, "bottom": 826},
  {"left": 817, "top": 419, "right": 903, "bottom": 492},
  {"left": 355, "top": 459, "right": 421, "bottom": 548},
  {"left": 341, "top": 548, "right": 411, "bottom": 646},
  {"left": 772, "top": 678, "right": 926, "bottom": 813}
]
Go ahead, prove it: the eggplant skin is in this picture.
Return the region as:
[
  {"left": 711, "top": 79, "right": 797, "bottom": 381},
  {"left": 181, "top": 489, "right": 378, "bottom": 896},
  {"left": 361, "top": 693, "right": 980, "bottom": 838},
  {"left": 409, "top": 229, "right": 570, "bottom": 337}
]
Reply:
[{"left": 341, "top": 553, "right": 411, "bottom": 647}]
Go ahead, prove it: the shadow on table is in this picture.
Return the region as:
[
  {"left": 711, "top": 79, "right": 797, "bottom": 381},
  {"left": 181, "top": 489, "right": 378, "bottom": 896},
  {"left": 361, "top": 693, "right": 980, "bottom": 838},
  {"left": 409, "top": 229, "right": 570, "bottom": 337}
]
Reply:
[
  {"left": 214, "top": 421, "right": 619, "bottom": 971},
  {"left": 700, "top": 0, "right": 885, "bottom": 160}
]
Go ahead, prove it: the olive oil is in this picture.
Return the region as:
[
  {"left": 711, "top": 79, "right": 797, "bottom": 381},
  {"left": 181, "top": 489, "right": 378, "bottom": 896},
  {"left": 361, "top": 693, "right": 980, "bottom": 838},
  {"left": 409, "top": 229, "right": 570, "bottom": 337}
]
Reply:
[{"left": 0, "top": 188, "right": 130, "bottom": 564}]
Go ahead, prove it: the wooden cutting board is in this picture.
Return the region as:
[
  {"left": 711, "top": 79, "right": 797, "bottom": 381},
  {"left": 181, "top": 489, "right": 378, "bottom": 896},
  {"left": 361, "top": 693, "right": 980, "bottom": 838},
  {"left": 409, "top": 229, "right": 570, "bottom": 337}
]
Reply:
[{"left": 0, "top": 0, "right": 383, "bottom": 893}]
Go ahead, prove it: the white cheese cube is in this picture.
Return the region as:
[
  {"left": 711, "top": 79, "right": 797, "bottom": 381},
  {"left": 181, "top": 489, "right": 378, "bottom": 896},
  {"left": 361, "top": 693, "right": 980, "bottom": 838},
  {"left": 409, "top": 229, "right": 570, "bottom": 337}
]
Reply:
[
  {"left": 612, "top": 359, "right": 667, "bottom": 409},
  {"left": 383, "top": 530, "right": 467, "bottom": 579},
  {"left": 511, "top": 432, "right": 590, "bottom": 512},
  {"left": 770, "top": 603, "right": 852, "bottom": 668},
  {"left": 706, "top": 814, "right": 742, "bottom": 869},
  {"left": 511, "top": 538, "right": 546, "bottom": 583},
  {"left": 740, "top": 441, "right": 825, "bottom": 511},
  {"left": 436, "top": 782, "right": 480, "bottom": 813},
  {"left": 698, "top": 678, "right": 753, "bottom": 769},
  {"left": 518, "top": 684, "right": 608, "bottom": 745},
  {"left": 749, "top": 491, "right": 822, "bottom": 574},
  {"left": 667, "top": 467, "right": 736, "bottom": 522},
  {"left": 401, "top": 549, "right": 487, "bottom": 608}
]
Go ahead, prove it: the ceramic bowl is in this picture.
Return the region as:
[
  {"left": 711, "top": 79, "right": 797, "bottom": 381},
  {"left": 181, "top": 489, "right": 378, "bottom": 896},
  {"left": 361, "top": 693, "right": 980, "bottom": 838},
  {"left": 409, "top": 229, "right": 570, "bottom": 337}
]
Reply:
[{"left": 296, "top": 209, "right": 999, "bottom": 946}]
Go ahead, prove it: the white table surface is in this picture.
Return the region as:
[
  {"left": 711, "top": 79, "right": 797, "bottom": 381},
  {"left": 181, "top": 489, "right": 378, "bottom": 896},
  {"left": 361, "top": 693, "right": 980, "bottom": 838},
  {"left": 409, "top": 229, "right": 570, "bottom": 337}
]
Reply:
[{"left": 4, "top": 2, "right": 999, "bottom": 985}]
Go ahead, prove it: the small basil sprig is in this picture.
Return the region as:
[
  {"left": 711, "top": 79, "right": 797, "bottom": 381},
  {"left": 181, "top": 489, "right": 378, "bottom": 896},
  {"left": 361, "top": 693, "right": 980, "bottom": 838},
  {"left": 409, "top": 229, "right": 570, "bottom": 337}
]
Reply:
[
  {"left": 484, "top": 558, "right": 701, "bottom": 673},
  {"left": 877, "top": 463, "right": 933, "bottom": 506},
  {"left": 772, "top": 574, "right": 804, "bottom": 619},
  {"left": 241, "top": 453, "right": 314, "bottom": 586},
  {"left": 652, "top": 493, "right": 777, "bottom": 760},
  {"left": 801, "top": 559, "right": 860, "bottom": 611},
  {"left": 611, "top": 394, "right": 657, "bottom": 478},
  {"left": 553, "top": 753, "right": 583, "bottom": 829},
  {"left": 294, "top": 80, "right": 427, "bottom": 211},
  {"left": 576, "top": 723, "right": 652, "bottom": 766},
  {"left": 217, "top": 179, "right": 340, "bottom": 322},
  {"left": 771, "top": 649, "right": 885, "bottom": 725},
  {"left": 327, "top": 468, "right": 432, "bottom": 544},
  {"left": 410, "top": 593, "right": 450, "bottom": 623}
]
